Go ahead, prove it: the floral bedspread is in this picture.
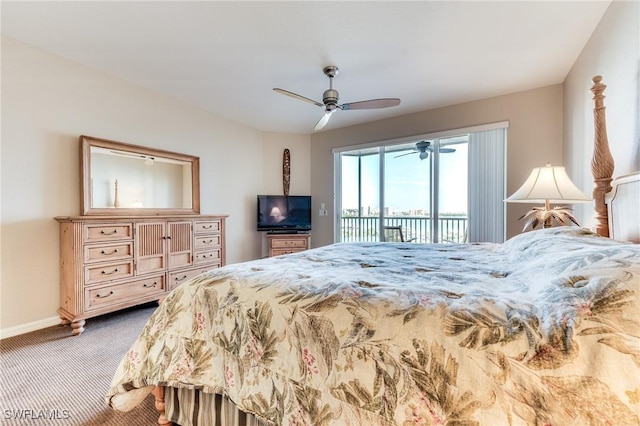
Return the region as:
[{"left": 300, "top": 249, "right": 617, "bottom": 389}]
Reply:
[{"left": 108, "top": 227, "right": 640, "bottom": 425}]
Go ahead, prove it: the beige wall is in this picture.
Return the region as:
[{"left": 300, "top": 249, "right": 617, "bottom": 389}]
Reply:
[
  {"left": 563, "top": 0, "right": 640, "bottom": 227},
  {"left": 310, "top": 85, "right": 564, "bottom": 248},
  {"left": 0, "top": 37, "right": 310, "bottom": 335}
]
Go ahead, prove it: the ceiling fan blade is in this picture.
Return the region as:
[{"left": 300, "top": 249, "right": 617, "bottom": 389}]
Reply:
[
  {"left": 314, "top": 110, "right": 334, "bottom": 131},
  {"left": 340, "top": 98, "right": 401, "bottom": 110},
  {"left": 273, "top": 88, "right": 324, "bottom": 108},
  {"left": 423, "top": 146, "right": 455, "bottom": 153},
  {"left": 394, "top": 151, "right": 417, "bottom": 158}
]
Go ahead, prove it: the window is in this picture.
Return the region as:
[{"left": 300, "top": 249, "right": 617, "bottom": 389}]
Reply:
[{"left": 333, "top": 123, "right": 507, "bottom": 243}]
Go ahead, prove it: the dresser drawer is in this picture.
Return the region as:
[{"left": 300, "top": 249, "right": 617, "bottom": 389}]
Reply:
[
  {"left": 194, "top": 220, "right": 221, "bottom": 234},
  {"left": 271, "top": 248, "right": 305, "bottom": 256},
  {"left": 84, "top": 260, "right": 134, "bottom": 285},
  {"left": 84, "top": 242, "right": 133, "bottom": 264},
  {"left": 83, "top": 223, "right": 133, "bottom": 242},
  {"left": 271, "top": 239, "right": 308, "bottom": 249},
  {"left": 85, "top": 275, "right": 165, "bottom": 311},
  {"left": 168, "top": 268, "right": 209, "bottom": 290},
  {"left": 194, "top": 249, "right": 221, "bottom": 265},
  {"left": 195, "top": 234, "right": 221, "bottom": 250}
]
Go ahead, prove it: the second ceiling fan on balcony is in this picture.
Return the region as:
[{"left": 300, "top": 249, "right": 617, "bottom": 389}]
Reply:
[
  {"left": 273, "top": 65, "right": 401, "bottom": 131},
  {"left": 395, "top": 141, "right": 457, "bottom": 160}
]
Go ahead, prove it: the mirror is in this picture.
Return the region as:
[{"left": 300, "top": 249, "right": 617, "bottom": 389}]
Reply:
[{"left": 81, "top": 135, "right": 200, "bottom": 215}]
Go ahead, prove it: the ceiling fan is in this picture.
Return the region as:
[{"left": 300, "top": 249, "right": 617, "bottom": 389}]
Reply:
[
  {"left": 273, "top": 65, "right": 401, "bottom": 131},
  {"left": 395, "top": 141, "right": 456, "bottom": 160}
]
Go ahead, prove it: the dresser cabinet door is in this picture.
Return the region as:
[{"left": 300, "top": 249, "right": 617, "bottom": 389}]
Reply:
[
  {"left": 167, "top": 221, "right": 193, "bottom": 269},
  {"left": 135, "top": 222, "right": 166, "bottom": 274}
]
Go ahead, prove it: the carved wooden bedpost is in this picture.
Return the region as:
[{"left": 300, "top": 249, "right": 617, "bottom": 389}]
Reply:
[
  {"left": 590, "top": 75, "right": 615, "bottom": 237},
  {"left": 152, "top": 386, "right": 172, "bottom": 425}
]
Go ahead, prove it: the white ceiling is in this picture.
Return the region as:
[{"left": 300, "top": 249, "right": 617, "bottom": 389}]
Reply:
[{"left": 1, "top": 1, "right": 611, "bottom": 134}]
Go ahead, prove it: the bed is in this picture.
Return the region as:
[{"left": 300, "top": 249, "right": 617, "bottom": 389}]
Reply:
[{"left": 107, "top": 76, "right": 640, "bottom": 425}]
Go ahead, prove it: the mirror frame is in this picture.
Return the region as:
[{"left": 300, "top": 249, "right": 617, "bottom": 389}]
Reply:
[{"left": 81, "top": 135, "right": 201, "bottom": 215}]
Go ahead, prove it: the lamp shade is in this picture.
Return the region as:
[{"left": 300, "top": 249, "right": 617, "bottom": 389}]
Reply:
[{"left": 506, "top": 164, "right": 591, "bottom": 203}]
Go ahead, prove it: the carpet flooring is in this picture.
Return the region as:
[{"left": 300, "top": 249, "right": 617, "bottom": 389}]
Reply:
[{"left": 0, "top": 303, "right": 160, "bottom": 425}]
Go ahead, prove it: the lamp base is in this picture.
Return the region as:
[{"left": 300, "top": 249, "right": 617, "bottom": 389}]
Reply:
[{"left": 518, "top": 205, "right": 579, "bottom": 232}]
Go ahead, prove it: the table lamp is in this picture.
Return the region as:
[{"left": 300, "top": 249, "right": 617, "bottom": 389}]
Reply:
[{"left": 506, "top": 163, "right": 591, "bottom": 231}]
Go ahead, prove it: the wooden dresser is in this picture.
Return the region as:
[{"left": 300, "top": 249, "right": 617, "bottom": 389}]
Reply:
[
  {"left": 267, "top": 233, "right": 311, "bottom": 257},
  {"left": 55, "top": 214, "right": 226, "bottom": 335}
]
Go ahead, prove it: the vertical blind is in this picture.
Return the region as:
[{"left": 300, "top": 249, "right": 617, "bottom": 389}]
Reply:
[{"left": 468, "top": 128, "right": 507, "bottom": 243}]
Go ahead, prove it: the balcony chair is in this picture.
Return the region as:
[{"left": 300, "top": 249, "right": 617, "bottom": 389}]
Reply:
[{"left": 383, "top": 226, "right": 416, "bottom": 242}]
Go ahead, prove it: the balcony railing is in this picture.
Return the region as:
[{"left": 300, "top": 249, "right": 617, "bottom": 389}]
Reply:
[{"left": 340, "top": 216, "right": 467, "bottom": 243}]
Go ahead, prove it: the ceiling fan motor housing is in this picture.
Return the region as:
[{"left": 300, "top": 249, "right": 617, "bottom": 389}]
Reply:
[
  {"left": 417, "top": 141, "right": 430, "bottom": 160},
  {"left": 323, "top": 89, "right": 339, "bottom": 107},
  {"left": 416, "top": 141, "right": 431, "bottom": 150}
]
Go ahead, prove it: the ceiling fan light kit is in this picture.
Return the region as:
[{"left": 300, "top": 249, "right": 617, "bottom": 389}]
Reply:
[{"left": 274, "top": 65, "right": 401, "bottom": 131}]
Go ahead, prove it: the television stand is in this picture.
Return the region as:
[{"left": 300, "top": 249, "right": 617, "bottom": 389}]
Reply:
[{"left": 267, "top": 233, "right": 311, "bottom": 257}]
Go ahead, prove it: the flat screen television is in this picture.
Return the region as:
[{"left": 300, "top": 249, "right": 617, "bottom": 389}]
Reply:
[{"left": 257, "top": 195, "right": 312, "bottom": 233}]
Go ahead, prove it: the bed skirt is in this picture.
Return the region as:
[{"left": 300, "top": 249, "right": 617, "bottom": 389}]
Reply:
[{"left": 165, "top": 387, "right": 273, "bottom": 426}]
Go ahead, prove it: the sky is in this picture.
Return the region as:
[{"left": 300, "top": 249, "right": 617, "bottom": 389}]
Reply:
[{"left": 341, "top": 141, "right": 468, "bottom": 215}]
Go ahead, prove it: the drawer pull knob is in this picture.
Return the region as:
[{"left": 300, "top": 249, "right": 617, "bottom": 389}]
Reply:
[
  {"left": 175, "top": 275, "right": 188, "bottom": 281},
  {"left": 96, "top": 291, "right": 114, "bottom": 299},
  {"left": 101, "top": 268, "right": 119, "bottom": 275},
  {"left": 202, "top": 225, "right": 213, "bottom": 229},
  {"left": 101, "top": 249, "right": 119, "bottom": 255},
  {"left": 101, "top": 229, "right": 118, "bottom": 235},
  {"left": 143, "top": 282, "right": 158, "bottom": 288}
]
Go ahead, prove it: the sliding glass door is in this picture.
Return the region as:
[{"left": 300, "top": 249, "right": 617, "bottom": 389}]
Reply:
[
  {"left": 434, "top": 137, "right": 468, "bottom": 243},
  {"left": 339, "top": 148, "right": 381, "bottom": 242},
  {"left": 383, "top": 141, "right": 432, "bottom": 243},
  {"left": 335, "top": 124, "right": 506, "bottom": 244},
  {"left": 338, "top": 137, "right": 470, "bottom": 243}
]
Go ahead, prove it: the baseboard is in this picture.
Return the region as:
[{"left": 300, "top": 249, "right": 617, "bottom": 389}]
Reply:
[{"left": 0, "top": 316, "right": 61, "bottom": 339}]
